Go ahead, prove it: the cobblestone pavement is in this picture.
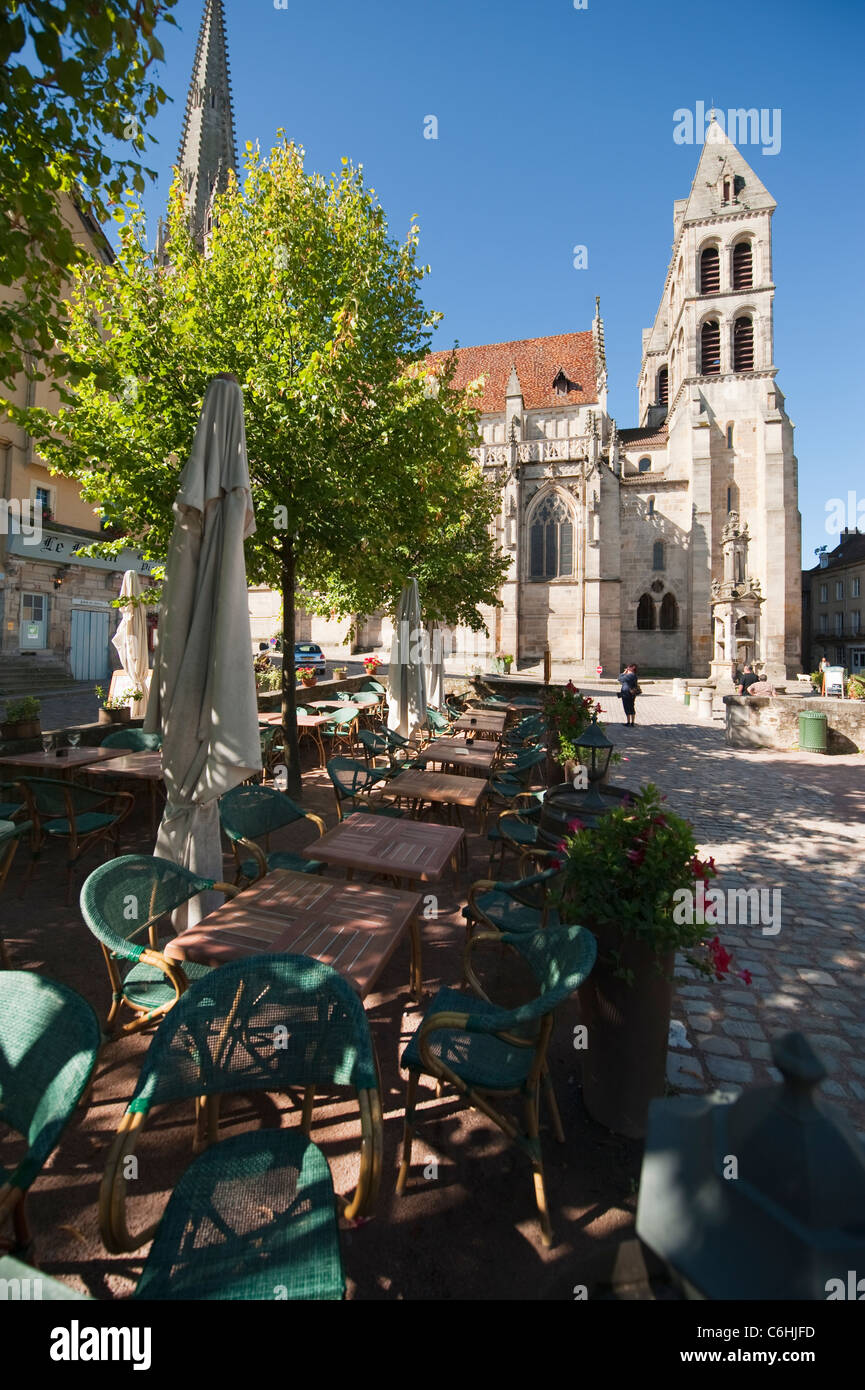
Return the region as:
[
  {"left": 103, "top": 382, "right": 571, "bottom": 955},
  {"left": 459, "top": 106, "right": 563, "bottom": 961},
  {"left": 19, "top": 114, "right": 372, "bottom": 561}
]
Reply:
[{"left": 580, "top": 681, "right": 865, "bottom": 1138}]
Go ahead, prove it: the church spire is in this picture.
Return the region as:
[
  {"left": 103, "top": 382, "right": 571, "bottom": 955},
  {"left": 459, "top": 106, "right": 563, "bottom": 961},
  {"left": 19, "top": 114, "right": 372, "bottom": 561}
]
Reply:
[{"left": 176, "top": 0, "right": 237, "bottom": 248}]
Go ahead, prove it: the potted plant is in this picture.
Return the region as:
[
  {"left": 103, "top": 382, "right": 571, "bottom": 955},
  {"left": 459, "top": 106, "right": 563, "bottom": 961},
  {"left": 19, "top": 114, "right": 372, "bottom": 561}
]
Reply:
[
  {"left": 1, "top": 696, "right": 42, "bottom": 740},
  {"left": 296, "top": 665, "right": 318, "bottom": 689},
  {"left": 846, "top": 675, "right": 865, "bottom": 700},
  {"left": 362, "top": 655, "right": 381, "bottom": 678},
  {"left": 542, "top": 681, "right": 611, "bottom": 783},
  {"left": 95, "top": 685, "right": 140, "bottom": 725},
  {"left": 810, "top": 670, "right": 823, "bottom": 693},
  {"left": 551, "top": 783, "right": 748, "bottom": 1138},
  {"left": 333, "top": 665, "right": 348, "bottom": 681}
]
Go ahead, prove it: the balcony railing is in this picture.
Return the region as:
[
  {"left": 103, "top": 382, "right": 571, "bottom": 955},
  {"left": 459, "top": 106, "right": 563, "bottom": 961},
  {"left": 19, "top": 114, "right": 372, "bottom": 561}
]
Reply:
[{"left": 472, "top": 436, "right": 588, "bottom": 468}]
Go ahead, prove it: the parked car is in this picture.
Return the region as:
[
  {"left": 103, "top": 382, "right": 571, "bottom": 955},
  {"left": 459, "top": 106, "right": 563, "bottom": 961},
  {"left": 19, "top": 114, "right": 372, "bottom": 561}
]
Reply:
[{"left": 293, "top": 642, "right": 327, "bottom": 676}]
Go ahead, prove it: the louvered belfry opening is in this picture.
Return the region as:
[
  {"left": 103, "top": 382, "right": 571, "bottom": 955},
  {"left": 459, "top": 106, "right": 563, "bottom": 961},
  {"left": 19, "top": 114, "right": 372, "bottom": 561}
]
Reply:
[
  {"left": 734, "top": 316, "right": 754, "bottom": 371},
  {"left": 701, "top": 320, "right": 721, "bottom": 375},
  {"left": 657, "top": 365, "right": 668, "bottom": 405},
  {"left": 700, "top": 246, "right": 720, "bottom": 294},
  {"left": 732, "top": 240, "right": 753, "bottom": 290}
]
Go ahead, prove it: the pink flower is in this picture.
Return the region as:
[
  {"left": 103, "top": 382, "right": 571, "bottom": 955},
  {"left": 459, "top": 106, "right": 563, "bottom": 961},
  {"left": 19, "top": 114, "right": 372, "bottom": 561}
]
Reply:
[
  {"left": 549, "top": 856, "right": 563, "bottom": 870},
  {"left": 566, "top": 818, "right": 584, "bottom": 833}
]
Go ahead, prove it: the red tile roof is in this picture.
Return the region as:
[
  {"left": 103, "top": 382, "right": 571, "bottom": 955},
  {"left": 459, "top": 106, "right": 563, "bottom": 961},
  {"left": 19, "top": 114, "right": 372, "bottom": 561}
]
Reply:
[
  {"left": 619, "top": 425, "right": 669, "bottom": 450},
  {"left": 427, "top": 332, "right": 597, "bottom": 413}
]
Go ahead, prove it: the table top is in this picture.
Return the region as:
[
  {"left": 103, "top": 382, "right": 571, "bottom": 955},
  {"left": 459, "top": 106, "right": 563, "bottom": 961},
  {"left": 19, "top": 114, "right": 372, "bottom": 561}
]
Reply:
[
  {"left": 163, "top": 868, "right": 421, "bottom": 998},
  {"left": 260, "top": 710, "right": 333, "bottom": 728},
  {"left": 82, "top": 751, "right": 163, "bottom": 780},
  {"left": 307, "top": 700, "right": 361, "bottom": 713},
  {"left": 416, "top": 737, "right": 497, "bottom": 771},
  {"left": 0, "top": 745, "right": 130, "bottom": 770},
  {"left": 312, "top": 811, "right": 464, "bottom": 882},
  {"left": 376, "top": 769, "right": 488, "bottom": 810},
  {"left": 452, "top": 711, "right": 507, "bottom": 735}
]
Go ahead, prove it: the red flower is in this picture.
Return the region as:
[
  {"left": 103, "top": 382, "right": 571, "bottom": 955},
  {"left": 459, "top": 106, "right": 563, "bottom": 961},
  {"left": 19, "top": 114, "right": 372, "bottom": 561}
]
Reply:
[
  {"left": 549, "top": 856, "right": 563, "bottom": 870},
  {"left": 708, "top": 936, "right": 732, "bottom": 978},
  {"left": 626, "top": 846, "right": 646, "bottom": 866},
  {"left": 738, "top": 970, "right": 753, "bottom": 985},
  {"left": 566, "top": 818, "right": 584, "bottom": 833},
  {"left": 565, "top": 680, "right": 577, "bottom": 693}
]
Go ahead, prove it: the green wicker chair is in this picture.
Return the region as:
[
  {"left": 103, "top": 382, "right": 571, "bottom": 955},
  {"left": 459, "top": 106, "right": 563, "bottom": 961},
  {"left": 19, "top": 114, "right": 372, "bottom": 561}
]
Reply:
[
  {"left": 218, "top": 783, "right": 326, "bottom": 885},
  {"left": 0, "top": 781, "right": 26, "bottom": 823},
  {"left": 487, "top": 791, "right": 546, "bottom": 872},
  {"left": 320, "top": 705, "right": 358, "bottom": 758},
  {"left": 100, "top": 729, "right": 163, "bottom": 751},
  {"left": 100, "top": 953, "right": 383, "bottom": 1295},
  {"left": 79, "top": 854, "right": 238, "bottom": 1037},
  {"left": 326, "top": 757, "right": 405, "bottom": 822},
  {"left": 0, "top": 818, "right": 33, "bottom": 968},
  {"left": 396, "top": 923, "right": 597, "bottom": 1246},
  {"left": 17, "top": 776, "right": 134, "bottom": 904},
  {"left": 462, "top": 865, "right": 562, "bottom": 939},
  {"left": 0, "top": 971, "right": 100, "bottom": 1251}
]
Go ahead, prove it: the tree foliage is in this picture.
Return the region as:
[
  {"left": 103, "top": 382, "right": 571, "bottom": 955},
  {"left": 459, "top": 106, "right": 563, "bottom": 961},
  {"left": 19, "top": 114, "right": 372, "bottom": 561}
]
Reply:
[
  {"left": 0, "top": 0, "right": 177, "bottom": 389},
  {"left": 25, "top": 135, "right": 508, "bottom": 789}
]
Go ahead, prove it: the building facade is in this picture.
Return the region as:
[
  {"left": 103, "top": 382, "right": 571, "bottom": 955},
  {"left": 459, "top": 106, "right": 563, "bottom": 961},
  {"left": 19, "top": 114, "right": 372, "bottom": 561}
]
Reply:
[
  {"left": 802, "top": 531, "right": 865, "bottom": 676},
  {"left": 432, "top": 120, "right": 802, "bottom": 681}
]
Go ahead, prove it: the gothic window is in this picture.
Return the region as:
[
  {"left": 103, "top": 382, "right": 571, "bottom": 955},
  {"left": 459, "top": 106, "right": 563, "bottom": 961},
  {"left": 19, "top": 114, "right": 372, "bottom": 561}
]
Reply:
[
  {"left": 659, "top": 593, "right": 679, "bottom": 630},
  {"left": 733, "top": 316, "right": 754, "bottom": 371},
  {"left": 529, "top": 493, "right": 574, "bottom": 580},
  {"left": 701, "top": 320, "right": 721, "bottom": 375},
  {"left": 700, "top": 246, "right": 720, "bottom": 295},
  {"left": 653, "top": 541, "right": 665, "bottom": 570},
  {"left": 722, "top": 178, "right": 731, "bottom": 205},
  {"left": 732, "top": 240, "right": 753, "bottom": 290},
  {"left": 648, "top": 497, "right": 656, "bottom": 517},
  {"left": 638, "top": 457, "right": 651, "bottom": 473},
  {"left": 727, "top": 482, "right": 739, "bottom": 513},
  {"left": 657, "top": 365, "right": 668, "bottom": 405},
  {"left": 726, "top": 423, "right": 734, "bottom": 448},
  {"left": 736, "top": 551, "right": 745, "bottom": 583},
  {"left": 637, "top": 593, "right": 656, "bottom": 630}
]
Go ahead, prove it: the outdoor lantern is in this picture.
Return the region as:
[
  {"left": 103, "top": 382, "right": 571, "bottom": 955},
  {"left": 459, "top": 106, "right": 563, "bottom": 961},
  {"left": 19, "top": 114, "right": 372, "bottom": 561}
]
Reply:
[
  {"left": 572, "top": 712, "right": 614, "bottom": 814},
  {"left": 635, "top": 1032, "right": 865, "bottom": 1300}
]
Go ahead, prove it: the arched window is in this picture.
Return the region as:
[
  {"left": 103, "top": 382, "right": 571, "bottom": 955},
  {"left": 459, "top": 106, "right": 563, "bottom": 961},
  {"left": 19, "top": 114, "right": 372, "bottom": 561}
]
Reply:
[
  {"left": 638, "top": 457, "right": 651, "bottom": 473},
  {"left": 701, "top": 320, "right": 721, "bottom": 375},
  {"left": 732, "top": 240, "right": 753, "bottom": 291},
  {"left": 653, "top": 541, "right": 665, "bottom": 571},
  {"left": 726, "top": 482, "right": 740, "bottom": 514},
  {"left": 700, "top": 246, "right": 720, "bottom": 294},
  {"left": 657, "top": 365, "right": 668, "bottom": 405},
  {"left": 733, "top": 316, "right": 754, "bottom": 371},
  {"left": 659, "top": 593, "right": 678, "bottom": 630},
  {"left": 647, "top": 496, "right": 655, "bottom": 517},
  {"left": 726, "top": 423, "right": 734, "bottom": 448},
  {"left": 529, "top": 492, "right": 573, "bottom": 579},
  {"left": 637, "top": 594, "right": 656, "bottom": 630},
  {"left": 722, "top": 178, "right": 731, "bottom": 205}
]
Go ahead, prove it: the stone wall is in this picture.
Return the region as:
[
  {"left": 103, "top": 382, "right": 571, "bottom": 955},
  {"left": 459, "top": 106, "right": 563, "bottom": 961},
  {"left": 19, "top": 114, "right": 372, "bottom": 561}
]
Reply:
[{"left": 724, "top": 695, "right": 865, "bottom": 754}]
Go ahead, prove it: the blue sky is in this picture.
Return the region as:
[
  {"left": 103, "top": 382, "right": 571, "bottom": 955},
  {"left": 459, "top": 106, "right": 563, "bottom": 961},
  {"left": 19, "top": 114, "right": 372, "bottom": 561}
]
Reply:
[{"left": 134, "top": 0, "right": 864, "bottom": 562}]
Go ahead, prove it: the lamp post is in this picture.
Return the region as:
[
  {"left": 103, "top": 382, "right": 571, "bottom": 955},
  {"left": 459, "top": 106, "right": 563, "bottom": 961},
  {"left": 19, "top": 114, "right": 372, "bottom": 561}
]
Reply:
[{"left": 572, "top": 712, "right": 614, "bottom": 814}]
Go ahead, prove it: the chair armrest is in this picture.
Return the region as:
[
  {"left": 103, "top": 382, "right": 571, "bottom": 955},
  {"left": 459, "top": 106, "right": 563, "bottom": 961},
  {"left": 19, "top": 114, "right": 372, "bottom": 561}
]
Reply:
[
  {"left": 100, "top": 1108, "right": 160, "bottom": 1254},
  {"left": 303, "top": 812, "right": 327, "bottom": 838},
  {"left": 235, "top": 836, "right": 268, "bottom": 881}
]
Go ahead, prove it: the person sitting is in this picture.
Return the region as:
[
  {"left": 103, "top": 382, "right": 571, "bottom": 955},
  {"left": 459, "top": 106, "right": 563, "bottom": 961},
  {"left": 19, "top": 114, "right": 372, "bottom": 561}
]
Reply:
[
  {"left": 746, "top": 675, "right": 776, "bottom": 697},
  {"left": 737, "top": 665, "right": 760, "bottom": 695}
]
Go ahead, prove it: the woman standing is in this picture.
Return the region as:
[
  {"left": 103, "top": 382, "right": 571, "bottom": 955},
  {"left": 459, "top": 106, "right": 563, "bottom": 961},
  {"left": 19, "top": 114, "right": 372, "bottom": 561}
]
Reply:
[{"left": 619, "top": 663, "right": 640, "bottom": 726}]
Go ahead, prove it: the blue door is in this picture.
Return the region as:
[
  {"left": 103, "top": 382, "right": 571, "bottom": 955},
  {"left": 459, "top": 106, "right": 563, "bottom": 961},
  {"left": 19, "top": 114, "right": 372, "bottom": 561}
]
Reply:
[{"left": 70, "top": 608, "right": 110, "bottom": 681}]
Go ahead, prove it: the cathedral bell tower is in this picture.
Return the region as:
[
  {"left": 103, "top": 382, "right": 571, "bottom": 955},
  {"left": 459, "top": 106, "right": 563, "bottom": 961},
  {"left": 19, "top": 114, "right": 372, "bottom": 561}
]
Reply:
[{"left": 175, "top": 0, "right": 237, "bottom": 249}]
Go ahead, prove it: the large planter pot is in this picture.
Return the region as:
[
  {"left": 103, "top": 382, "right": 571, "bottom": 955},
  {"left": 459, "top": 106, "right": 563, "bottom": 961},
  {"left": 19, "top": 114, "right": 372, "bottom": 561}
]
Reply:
[
  {"left": 98, "top": 707, "right": 131, "bottom": 725},
  {"left": 0, "top": 718, "right": 41, "bottom": 740},
  {"left": 576, "top": 919, "right": 674, "bottom": 1139},
  {"left": 301, "top": 677, "right": 317, "bottom": 689}
]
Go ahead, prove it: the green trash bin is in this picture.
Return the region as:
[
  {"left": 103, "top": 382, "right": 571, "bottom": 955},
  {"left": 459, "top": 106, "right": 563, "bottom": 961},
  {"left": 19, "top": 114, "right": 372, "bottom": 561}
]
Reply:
[
  {"left": 683, "top": 690, "right": 691, "bottom": 706},
  {"left": 799, "top": 710, "right": 827, "bottom": 753}
]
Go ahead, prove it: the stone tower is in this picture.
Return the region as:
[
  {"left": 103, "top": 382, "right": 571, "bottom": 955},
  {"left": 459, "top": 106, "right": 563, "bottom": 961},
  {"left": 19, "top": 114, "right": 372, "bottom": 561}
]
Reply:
[
  {"left": 636, "top": 116, "right": 801, "bottom": 680},
  {"left": 175, "top": 0, "right": 237, "bottom": 248}
]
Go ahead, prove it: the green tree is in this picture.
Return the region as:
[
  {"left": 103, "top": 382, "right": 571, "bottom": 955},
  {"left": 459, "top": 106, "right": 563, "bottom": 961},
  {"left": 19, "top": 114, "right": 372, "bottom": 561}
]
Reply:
[
  {"left": 0, "top": 0, "right": 177, "bottom": 390},
  {"left": 26, "top": 137, "right": 507, "bottom": 794}
]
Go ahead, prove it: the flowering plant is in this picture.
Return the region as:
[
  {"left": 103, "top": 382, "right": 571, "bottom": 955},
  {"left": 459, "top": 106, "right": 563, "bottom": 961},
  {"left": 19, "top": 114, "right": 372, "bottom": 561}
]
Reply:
[
  {"left": 95, "top": 685, "right": 143, "bottom": 710},
  {"left": 551, "top": 782, "right": 749, "bottom": 984},
  {"left": 543, "top": 680, "right": 606, "bottom": 764},
  {"left": 363, "top": 655, "right": 381, "bottom": 674},
  {"left": 296, "top": 666, "right": 317, "bottom": 682}
]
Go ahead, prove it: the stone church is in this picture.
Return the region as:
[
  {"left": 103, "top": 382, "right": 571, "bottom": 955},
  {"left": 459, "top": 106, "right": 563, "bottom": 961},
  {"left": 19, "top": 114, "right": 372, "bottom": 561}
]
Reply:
[
  {"left": 433, "top": 124, "right": 802, "bottom": 681},
  {"left": 173, "top": 4, "right": 802, "bottom": 680}
]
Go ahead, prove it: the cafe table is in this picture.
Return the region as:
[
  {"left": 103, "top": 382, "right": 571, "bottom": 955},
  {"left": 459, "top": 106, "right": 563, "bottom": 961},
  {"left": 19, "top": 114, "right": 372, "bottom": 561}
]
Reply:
[
  {"left": 415, "top": 736, "right": 498, "bottom": 776},
  {"left": 259, "top": 709, "right": 333, "bottom": 768},
  {"left": 375, "top": 769, "right": 487, "bottom": 826},
  {"left": 0, "top": 745, "right": 130, "bottom": 778},
  {"left": 164, "top": 867, "right": 423, "bottom": 998},
  {"left": 82, "top": 750, "right": 164, "bottom": 832},
  {"left": 452, "top": 710, "right": 507, "bottom": 739},
  {"left": 311, "top": 811, "right": 464, "bottom": 889}
]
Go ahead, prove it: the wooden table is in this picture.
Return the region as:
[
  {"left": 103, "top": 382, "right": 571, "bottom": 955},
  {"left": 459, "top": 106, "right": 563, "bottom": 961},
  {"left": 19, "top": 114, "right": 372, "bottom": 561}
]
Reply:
[
  {"left": 259, "top": 710, "right": 334, "bottom": 767},
  {"left": 83, "top": 751, "right": 164, "bottom": 831},
  {"left": 312, "top": 811, "right": 464, "bottom": 886},
  {"left": 416, "top": 737, "right": 497, "bottom": 775},
  {"left": 0, "top": 745, "right": 130, "bottom": 776},
  {"left": 376, "top": 769, "right": 487, "bottom": 817},
  {"left": 452, "top": 710, "right": 507, "bottom": 738},
  {"left": 163, "top": 868, "right": 423, "bottom": 998}
]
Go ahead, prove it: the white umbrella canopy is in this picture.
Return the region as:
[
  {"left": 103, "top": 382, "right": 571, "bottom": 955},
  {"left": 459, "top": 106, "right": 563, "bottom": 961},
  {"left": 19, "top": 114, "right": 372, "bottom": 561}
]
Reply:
[
  {"left": 387, "top": 579, "right": 427, "bottom": 740},
  {"left": 424, "top": 622, "right": 446, "bottom": 711},
  {"left": 111, "top": 570, "right": 150, "bottom": 717},
  {"left": 145, "top": 376, "right": 261, "bottom": 926}
]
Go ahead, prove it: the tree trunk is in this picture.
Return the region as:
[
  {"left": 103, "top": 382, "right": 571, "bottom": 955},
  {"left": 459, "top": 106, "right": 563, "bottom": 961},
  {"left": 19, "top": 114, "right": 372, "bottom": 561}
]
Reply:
[{"left": 280, "top": 536, "right": 302, "bottom": 799}]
